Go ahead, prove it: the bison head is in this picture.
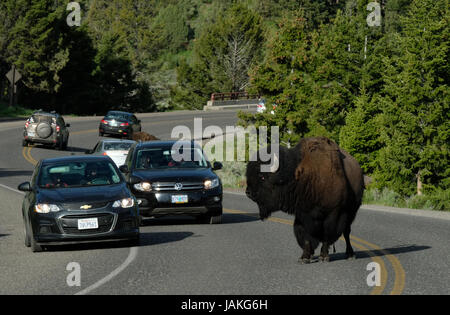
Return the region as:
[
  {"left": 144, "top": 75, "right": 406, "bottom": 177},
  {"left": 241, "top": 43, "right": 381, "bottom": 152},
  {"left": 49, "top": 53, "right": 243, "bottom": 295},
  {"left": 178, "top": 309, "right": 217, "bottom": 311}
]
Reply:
[{"left": 245, "top": 146, "right": 294, "bottom": 220}]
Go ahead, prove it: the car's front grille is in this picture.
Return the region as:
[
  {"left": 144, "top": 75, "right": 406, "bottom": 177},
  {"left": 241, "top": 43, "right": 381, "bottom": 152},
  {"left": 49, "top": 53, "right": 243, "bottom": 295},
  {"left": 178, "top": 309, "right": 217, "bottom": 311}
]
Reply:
[
  {"left": 61, "top": 202, "right": 109, "bottom": 211},
  {"left": 152, "top": 182, "right": 204, "bottom": 192},
  {"left": 59, "top": 213, "right": 115, "bottom": 235}
]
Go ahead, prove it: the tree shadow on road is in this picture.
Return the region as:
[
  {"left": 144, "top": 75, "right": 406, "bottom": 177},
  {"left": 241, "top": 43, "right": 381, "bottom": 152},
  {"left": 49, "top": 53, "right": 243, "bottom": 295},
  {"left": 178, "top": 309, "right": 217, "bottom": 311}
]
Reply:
[
  {"left": 140, "top": 212, "right": 259, "bottom": 226},
  {"left": 329, "top": 244, "right": 431, "bottom": 262},
  {"left": 0, "top": 168, "right": 33, "bottom": 178},
  {"left": 139, "top": 231, "right": 194, "bottom": 246},
  {"left": 45, "top": 231, "right": 194, "bottom": 252},
  {"left": 29, "top": 144, "right": 89, "bottom": 154},
  {"left": 67, "top": 146, "right": 90, "bottom": 153}
]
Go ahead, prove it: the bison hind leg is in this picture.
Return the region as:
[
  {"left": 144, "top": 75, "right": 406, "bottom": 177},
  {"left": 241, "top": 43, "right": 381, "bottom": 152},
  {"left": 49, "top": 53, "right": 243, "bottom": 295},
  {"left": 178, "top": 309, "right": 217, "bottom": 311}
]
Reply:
[{"left": 344, "top": 225, "right": 355, "bottom": 260}]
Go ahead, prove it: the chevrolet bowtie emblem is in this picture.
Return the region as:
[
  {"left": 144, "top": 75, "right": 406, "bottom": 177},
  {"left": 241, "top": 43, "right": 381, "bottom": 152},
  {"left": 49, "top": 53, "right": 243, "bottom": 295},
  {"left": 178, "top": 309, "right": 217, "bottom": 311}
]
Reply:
[{"left": 80, "top": 205, "right": 92, "bottom": 210}]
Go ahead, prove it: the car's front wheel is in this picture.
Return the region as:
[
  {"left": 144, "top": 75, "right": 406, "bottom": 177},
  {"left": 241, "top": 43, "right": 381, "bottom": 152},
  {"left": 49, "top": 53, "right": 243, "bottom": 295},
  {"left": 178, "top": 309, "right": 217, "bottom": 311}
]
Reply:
[
  {"left": 57, "top": 140, "right": 65, "bottom": 151},
  {"left": 197, "top": 211, "right": 222, "bottom": 224},
  {"left": 209, "top": 214, "right": 222, "bottom": 224},
  {"left": 124, "top": 234, "right": 140, "bottom": 247},
  {"left": 24, "top": 222, "right": 31, "bottom": 248},
  {"left": 22, "top": 139, "right": 29, "bottom": 147},
  {"left": 29, "top": 226, "right": 43, "bottom": 253}
]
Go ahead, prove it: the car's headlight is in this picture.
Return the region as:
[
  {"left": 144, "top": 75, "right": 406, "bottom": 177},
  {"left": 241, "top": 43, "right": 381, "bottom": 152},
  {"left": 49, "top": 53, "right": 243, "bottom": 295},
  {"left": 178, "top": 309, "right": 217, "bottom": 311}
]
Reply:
[
  {"left": 204, "top": 178, "right": 220, "bottom": 190},
  {"left": 35, "top": 203, "right": 61, "bottom": 213},
  {"left": 112, "top": 198, "right": 135, "bottom": 208},
  {"left": 133, "top": 182, "right": 152, "bottom": 192}
]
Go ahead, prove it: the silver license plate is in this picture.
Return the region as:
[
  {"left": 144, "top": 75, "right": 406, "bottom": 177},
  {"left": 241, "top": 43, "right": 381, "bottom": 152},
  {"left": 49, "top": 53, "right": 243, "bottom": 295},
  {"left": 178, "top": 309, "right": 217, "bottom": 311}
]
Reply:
[{"left": 77, "top": 218, "right": 99, "bottom": 230}]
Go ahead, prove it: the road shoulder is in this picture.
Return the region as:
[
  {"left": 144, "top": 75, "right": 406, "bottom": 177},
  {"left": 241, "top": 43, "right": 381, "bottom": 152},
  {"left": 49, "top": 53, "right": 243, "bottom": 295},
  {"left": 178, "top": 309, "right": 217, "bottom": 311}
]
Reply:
[{"left": 223, "top": 189, "right": 450, "bottom": 221}]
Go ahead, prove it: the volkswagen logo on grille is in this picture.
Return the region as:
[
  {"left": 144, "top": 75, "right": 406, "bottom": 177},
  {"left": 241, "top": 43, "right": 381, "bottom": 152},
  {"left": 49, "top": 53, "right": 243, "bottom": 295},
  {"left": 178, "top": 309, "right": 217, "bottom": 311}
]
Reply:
[{"left": 174, "top": 183, "right": 183, "bottom": 191}]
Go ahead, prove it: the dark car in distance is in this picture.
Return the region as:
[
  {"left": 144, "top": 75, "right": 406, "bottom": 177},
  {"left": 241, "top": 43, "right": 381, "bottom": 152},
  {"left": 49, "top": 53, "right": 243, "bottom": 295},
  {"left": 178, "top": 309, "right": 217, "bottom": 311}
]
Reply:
[
  {"left": 99, "top": 111, "right": 142, "bottom": 139},
  {"left": 119, "top": 141, "right": 223, "bottom": 224},
  {"left": 18, "top": 155, "right": 140, "bottom": 252}
]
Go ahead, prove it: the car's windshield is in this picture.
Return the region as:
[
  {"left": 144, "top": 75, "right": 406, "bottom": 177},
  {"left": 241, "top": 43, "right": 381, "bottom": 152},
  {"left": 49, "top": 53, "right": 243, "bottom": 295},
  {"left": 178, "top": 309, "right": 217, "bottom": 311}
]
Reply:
[
  {"left": 105, "top": 113, "right": 129, "bottom": 121},
  {"left": 103, "top": 142, "right": 133, "bottom": 152},
  {"left": 135, "top": 146, "right": 208, "bottom": 170},
  {"left": 38, "top": 161, "right": 122, "bottom": 188}
]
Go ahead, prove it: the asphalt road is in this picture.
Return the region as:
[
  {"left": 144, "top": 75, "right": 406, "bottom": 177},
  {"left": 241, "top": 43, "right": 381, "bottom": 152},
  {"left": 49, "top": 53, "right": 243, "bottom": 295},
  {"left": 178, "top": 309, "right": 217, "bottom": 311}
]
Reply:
[{"left": 0, "top": 110, "right": 449, "bottom": 295}]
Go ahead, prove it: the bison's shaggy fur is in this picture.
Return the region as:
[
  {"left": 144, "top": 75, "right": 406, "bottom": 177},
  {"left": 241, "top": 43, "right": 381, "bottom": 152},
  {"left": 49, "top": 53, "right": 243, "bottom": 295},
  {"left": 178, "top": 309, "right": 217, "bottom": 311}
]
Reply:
[
  {"left": 132, "top": 132, "right": 160, "bottom": 142},
  {"left": 246, "top": 137, "right": 364, "bottom": 263}
]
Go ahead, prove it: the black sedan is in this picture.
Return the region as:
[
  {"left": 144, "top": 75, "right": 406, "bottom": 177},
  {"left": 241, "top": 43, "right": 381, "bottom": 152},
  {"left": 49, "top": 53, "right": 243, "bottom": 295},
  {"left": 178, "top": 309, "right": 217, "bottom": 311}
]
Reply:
[
  {"left": 120, "top": 141, "right": 223, "bottom": 224},
  {"left": 18, "top": 155, "right": 140, "bottom": 252},
  {"left": 99, "top": 111, "right": 142, "bottom": 139}
]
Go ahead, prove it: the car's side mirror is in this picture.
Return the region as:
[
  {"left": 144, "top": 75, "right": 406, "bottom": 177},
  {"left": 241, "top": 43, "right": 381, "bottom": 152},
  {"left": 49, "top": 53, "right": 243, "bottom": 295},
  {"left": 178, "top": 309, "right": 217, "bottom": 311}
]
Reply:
[
  {"left": 66, "top": 123, "right": 71, "bottom": 128},
  {"left": 128, "top": 176, "right": 140, "bottom": 185},
  {"left": 138, "top": 120, "right": 141, "bottom": 123},
  {"left": 18, "top": 182, "right": 32, "bottom": 192},
  {"left": 119, "top": 165, "right": 129, "bottom": 174},
  {"left": 212, "top": 162, "right": 223, "bottom": 171}
]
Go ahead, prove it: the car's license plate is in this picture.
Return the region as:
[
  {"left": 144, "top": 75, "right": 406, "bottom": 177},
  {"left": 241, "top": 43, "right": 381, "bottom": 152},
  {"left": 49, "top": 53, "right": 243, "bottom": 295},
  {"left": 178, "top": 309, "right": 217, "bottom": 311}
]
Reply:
[
  {"left": 110, "top": 122, "right": 118, "bottom": 127},
  {"left": 78, "top": 218, "right": 99, "bottom": 230},
  {"left": 171, "top": 195, "right": 188, "bottom": 204}
]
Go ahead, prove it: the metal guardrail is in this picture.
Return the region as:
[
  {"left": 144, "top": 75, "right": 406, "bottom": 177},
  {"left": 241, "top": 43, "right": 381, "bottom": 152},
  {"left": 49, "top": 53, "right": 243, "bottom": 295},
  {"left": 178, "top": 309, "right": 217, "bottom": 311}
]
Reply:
[
  {"left": 204, "top": 92, "right": 261, "bottom": 111},
  {"left": 211, "top": 92, "right": 260, "bottom": 102}
]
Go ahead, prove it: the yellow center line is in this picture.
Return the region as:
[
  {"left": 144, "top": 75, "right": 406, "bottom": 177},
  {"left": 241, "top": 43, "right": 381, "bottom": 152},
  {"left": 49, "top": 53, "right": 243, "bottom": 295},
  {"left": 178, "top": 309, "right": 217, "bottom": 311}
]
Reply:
[
  {"left": 350, "top": 236, "right": 406, "bottom": 295},
  {"left": 223, "top": 208, "right": 405, "bottom": 295},
  {"left": 22, "top": 146, "right": 37, "bottom": 166},
  {"left": 348, "top": 238, "right": 388, "bottom": 295}
]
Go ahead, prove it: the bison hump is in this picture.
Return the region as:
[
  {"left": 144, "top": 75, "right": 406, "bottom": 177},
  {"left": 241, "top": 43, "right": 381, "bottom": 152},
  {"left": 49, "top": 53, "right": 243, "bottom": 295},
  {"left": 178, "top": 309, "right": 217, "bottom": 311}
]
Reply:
[{"left": 294, "top": 137, "right": 347, "bottom": 208}]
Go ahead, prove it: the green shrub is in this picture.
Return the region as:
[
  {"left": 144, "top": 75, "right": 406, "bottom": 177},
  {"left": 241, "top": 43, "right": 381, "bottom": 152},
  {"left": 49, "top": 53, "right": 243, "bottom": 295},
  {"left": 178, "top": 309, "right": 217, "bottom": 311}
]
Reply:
[{"left": 363, "top": 187, "right": 450, "bottom": 211}]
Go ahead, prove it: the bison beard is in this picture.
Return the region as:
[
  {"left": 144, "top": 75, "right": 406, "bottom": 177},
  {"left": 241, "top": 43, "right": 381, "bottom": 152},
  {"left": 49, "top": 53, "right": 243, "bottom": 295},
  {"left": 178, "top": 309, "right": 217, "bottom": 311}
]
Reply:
[{"left": 246, "top": 137, "right": 364, "bottom": 263}]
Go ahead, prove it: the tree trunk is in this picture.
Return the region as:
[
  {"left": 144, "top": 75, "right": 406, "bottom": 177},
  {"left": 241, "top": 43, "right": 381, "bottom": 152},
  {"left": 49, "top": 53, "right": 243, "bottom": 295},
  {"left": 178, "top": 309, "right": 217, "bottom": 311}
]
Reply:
[{"left": 417, "top": 171, "right": 423, "bottom": 196}]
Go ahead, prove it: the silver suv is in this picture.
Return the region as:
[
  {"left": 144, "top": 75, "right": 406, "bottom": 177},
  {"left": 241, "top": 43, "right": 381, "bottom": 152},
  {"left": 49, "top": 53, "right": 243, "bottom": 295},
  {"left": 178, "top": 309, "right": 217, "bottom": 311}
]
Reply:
[{"left": 23, "top": 111, "right": 70, "bottom": 150}]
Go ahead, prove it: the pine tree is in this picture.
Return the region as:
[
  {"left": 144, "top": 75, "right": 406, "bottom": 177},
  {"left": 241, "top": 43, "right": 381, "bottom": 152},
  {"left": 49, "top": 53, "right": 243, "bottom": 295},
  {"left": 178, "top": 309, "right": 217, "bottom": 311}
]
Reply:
[
  {"left": 6, "top": 0, "right": 70, "bottom": 94},
  {"left": 171, "top": 3, "right": 264, "bottom": 109},
  {"left": 375, "top": 0, "right": 449, "bottom": 196}
]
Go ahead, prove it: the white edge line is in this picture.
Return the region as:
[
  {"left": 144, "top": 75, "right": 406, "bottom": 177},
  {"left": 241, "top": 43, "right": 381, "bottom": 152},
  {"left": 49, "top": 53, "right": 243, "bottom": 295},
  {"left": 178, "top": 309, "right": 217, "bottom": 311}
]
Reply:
[
  {"left": 75, "top": 246, "right": 138, "bottom": 295},
  {"left": 0, "top": 183, "right": 138, "bottom": 295},
  {"left": 0, "top": 183, "right": 25, "bottom": 195}
]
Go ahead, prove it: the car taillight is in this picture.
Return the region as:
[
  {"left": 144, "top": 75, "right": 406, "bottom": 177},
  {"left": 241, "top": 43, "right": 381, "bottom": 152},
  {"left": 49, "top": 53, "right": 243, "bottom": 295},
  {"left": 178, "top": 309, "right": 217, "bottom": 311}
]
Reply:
[
  {"left": 25, "top": 121, "right": 29, "bottom": 128},
  {"left": 103, "top": 152, "right": 108, "bottom": 156},
  {"left": 120, "top": 122, "right": 129, "bottom": 127},
  {"left": 56, "top": 125, "right": 60, "bottom": 133},
  {"left": 101, "top": 120, "right": 108, "bottom": 125}
]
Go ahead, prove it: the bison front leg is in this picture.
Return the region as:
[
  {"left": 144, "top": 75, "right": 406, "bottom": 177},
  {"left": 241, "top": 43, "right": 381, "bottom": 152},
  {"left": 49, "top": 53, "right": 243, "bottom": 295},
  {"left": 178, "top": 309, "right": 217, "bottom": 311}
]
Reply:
[{"left": 294, "top": 220, "right": 315, "bottom": 264}]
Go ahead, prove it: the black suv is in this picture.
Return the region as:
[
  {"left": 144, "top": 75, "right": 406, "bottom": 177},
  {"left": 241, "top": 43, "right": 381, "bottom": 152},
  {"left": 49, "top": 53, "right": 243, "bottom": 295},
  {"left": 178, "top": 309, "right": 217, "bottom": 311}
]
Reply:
[
  {"left": 99, "top": 111, "right": 142, "bottom": 139},
  {"left": 23, "top": 111, "right": 70, "bottom": 150},
  {"left": 119, "top": 141, "right": 223, "bottom": 224}
]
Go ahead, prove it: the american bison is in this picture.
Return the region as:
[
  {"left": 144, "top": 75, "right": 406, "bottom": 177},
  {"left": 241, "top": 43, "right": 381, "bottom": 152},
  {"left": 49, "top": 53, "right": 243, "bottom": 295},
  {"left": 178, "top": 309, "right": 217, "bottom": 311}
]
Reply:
[
  {"left": 246, "top": 137, "right": 364, "bottom": 263},
  {"left": 132, "top": 132, "right": 160, "bottom": 142}
]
